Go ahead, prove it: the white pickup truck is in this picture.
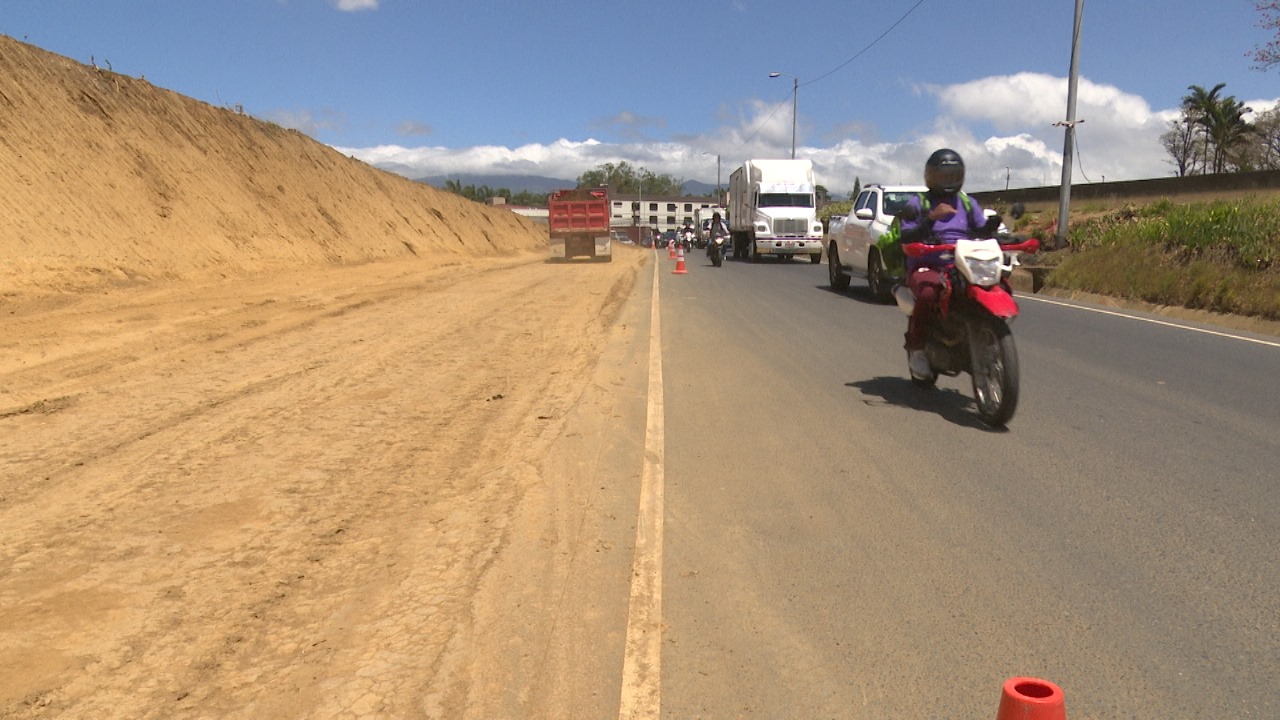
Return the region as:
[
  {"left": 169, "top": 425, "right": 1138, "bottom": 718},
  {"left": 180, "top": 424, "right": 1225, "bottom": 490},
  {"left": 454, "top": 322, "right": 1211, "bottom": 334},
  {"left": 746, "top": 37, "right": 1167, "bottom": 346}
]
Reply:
[
  {"left": 828, "top": 184, "right": 926, "bottom": 300},
  {"left": 829, "top": 184, "right": 1010, "bottom": 301}
]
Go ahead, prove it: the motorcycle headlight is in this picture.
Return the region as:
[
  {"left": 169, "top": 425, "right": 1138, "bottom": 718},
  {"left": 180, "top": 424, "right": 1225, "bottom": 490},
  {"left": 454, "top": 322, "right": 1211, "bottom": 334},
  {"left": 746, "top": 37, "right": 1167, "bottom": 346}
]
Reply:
[{"left": 966, "top": 257, "right": 1002, "bottom": 286}]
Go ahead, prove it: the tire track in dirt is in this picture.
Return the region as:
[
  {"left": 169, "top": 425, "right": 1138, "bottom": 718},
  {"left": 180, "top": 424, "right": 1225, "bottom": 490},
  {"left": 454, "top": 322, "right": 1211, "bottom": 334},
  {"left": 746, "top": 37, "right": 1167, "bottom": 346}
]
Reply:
[{"left": 1, "top": 247, "right": 646, "bottom": 718}]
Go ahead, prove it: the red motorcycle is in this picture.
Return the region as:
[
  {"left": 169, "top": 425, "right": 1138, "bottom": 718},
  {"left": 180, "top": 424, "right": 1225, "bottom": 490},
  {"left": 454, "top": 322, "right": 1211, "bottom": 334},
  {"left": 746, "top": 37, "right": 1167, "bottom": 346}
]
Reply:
[{"left": 893, "top": 205, "right": 1039, "bottom": 426}]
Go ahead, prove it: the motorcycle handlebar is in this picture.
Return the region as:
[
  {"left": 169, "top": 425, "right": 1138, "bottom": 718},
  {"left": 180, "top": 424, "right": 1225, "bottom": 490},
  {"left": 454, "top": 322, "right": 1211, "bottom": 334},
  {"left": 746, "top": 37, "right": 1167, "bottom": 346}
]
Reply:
[{"left": 901, "top": 238, "right": 1040, "bottom": 258}]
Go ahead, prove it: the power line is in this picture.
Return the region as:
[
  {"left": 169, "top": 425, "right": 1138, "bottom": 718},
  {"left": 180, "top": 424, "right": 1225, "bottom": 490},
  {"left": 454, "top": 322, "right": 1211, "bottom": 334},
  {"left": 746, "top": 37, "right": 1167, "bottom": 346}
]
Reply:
[
  {"left": 803, "top": 0, "right": 929, "bottom": 89},
  {"left": 734, "top": 0, "right": 930, "bottom": 153}
]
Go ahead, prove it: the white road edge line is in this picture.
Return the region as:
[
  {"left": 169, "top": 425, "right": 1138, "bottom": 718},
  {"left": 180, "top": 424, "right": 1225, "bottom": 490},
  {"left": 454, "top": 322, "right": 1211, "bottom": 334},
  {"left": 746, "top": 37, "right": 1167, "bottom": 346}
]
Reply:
[
  {"left": 1024, "top": 294, "right": 1280, "bottom": 349},
  {"left": 618, "top": 252, "right": 666, "bottom": 720}
]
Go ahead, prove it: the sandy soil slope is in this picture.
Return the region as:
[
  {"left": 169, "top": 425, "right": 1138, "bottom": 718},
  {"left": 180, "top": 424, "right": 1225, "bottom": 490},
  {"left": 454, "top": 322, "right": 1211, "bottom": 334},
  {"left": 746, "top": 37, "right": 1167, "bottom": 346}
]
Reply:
[{"left": 1, "top": 246, "right": 648, "bottom": 718}]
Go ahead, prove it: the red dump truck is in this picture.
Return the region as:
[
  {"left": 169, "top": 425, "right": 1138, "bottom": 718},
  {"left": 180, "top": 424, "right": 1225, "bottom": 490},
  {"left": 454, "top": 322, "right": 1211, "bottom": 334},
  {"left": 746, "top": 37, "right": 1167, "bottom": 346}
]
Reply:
[{"left": 547, "top": 187, "right": 612, "bottom": 262}]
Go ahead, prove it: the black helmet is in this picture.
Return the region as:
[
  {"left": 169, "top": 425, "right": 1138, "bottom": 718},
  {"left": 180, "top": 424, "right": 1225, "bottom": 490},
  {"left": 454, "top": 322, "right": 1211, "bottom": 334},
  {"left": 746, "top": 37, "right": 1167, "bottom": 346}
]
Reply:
[{"left": 924, "top": 148, "right": 965, "bottom": 194}]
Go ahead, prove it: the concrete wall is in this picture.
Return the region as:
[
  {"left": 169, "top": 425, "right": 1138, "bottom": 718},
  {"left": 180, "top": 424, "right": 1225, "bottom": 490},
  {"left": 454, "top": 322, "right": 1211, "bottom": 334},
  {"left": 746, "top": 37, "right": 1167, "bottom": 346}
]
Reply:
[{"left": 972, "top": 169, "right": 1280, "bottom": 210}]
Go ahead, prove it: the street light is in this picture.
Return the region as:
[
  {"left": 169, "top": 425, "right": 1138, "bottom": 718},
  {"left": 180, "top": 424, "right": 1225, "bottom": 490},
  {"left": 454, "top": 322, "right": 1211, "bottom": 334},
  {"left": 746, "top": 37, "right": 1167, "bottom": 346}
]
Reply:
[{"left": 769, "top": 71, "right": 798, "bottom": 159}]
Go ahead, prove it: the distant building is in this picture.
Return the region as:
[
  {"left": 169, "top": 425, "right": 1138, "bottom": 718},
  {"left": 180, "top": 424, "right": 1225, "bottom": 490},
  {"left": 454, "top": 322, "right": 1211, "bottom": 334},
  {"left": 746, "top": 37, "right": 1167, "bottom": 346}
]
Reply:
[
  {"left": 608, "top": 194, "right": 722, "bottom": 235},
  {"left": 501, "top": 205, "right": 548, "bottom": 224}
]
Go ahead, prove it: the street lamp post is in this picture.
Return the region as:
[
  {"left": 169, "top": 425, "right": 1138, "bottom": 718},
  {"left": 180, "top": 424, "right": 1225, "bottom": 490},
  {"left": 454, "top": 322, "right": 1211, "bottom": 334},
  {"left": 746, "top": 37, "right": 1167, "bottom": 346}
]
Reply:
[{"left": 769, "top": 72, "right": 798, "bottom": 159}]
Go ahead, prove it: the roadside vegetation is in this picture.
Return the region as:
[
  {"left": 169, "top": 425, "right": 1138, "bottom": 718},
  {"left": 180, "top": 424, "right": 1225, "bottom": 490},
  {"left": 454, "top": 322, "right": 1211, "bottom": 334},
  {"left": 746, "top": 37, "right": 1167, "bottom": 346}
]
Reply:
[
  {"left": 1020, "top": 197, "right": 1280, "bottom": 320},
  {"left": 1012, "top": 71, "right": 1280, "bottom": 321}
]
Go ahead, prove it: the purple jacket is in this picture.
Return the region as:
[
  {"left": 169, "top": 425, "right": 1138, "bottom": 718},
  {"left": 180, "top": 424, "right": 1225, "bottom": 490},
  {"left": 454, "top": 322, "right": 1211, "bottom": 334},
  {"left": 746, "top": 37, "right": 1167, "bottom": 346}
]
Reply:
[{"left": 900, "top": 191, "right": 986, "bottom": 272}]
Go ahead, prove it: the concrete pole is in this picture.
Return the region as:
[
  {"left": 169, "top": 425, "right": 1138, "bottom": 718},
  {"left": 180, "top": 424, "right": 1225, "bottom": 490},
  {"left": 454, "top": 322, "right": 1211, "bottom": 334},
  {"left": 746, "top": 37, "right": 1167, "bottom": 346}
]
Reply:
[{"left": 1055, "top": 0, "right": 1085, "bottom": 250}]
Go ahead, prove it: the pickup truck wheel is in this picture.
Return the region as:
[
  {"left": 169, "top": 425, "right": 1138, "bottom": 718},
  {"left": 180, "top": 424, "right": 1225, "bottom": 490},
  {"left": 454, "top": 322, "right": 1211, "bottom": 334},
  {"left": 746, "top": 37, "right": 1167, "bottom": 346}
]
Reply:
[
  {"left": 828, "top": 244, "right": 851, "bottom": 290},
  {"left": 868, "top": 252, "right": 892, "bottom": 303}
]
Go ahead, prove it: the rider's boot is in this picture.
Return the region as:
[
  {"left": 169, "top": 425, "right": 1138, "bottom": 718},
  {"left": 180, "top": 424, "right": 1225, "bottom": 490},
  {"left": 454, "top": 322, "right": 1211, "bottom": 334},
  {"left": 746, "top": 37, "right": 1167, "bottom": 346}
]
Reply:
[{"left": 908, "top": 349, "right": 934, "bottom": 382}]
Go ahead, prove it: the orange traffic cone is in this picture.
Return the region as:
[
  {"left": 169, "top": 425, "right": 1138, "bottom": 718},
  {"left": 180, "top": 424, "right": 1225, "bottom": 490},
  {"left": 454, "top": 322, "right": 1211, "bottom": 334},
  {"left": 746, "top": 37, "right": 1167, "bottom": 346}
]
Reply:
[
  {"left": 672, "top": 244, "right": 688, "bottom": 274},
  {"left": 996, "top": 677, "right": 1066, "bottom": 720},
  {"left": 668, "top": 242, "right": 676, "bottom": 259}
]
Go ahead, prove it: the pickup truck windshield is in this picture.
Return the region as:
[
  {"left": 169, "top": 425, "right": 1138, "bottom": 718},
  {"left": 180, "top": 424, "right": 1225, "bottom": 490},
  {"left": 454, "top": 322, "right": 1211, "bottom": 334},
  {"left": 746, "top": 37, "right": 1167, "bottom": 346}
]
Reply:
[{"left": 758, "top": 193, "right": 814, "bottom": 208}]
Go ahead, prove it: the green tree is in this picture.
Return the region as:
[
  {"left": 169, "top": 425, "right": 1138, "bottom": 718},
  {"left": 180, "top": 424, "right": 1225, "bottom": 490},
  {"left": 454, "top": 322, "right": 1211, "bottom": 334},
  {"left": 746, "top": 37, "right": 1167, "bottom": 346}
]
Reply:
[
  {"left": 851, "top": 178, "right": 862, "bottom": 201},
  {"left": 511, "top": 190, "right": 550, "bottom": 206},
  {"left": 818, "top": 201, "right": 852, "bottom": 227},
  {"left": 576, "top": 161, "right": 682, "bottom": 195}
]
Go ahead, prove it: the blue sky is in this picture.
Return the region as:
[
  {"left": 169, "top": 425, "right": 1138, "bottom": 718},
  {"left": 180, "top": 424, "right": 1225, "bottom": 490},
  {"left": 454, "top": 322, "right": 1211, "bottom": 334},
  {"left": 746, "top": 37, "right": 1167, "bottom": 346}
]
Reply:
[{"left": 5, "top": 0, "right": 1278, "bottom": 195}]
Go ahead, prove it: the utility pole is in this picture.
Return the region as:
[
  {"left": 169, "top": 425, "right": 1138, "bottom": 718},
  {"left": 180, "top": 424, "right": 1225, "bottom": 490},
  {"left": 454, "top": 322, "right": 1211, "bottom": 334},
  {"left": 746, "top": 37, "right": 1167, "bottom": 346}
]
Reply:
[
  {"left": 789, "top": 76, "right": 797, "bottom": 159},
  {"left": 703, "top": 151, "right": 721, "bottom": 197},
  {"left": 1055, "top": 0, "right": 1085, "bottom": 250}
]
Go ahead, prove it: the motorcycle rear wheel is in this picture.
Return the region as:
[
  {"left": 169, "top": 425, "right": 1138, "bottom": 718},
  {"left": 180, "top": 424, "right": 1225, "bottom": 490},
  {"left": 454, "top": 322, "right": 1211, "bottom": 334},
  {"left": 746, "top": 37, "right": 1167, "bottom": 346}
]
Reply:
[{"left": 969, "top": 316, "right": 1020, "bottom": 426}]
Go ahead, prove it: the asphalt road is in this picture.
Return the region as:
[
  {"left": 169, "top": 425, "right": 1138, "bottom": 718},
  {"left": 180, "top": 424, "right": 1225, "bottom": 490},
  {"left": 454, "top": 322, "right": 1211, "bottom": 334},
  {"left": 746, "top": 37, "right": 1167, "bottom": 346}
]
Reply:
[{"left": 648, "top": 250, "right": 1279, "bottom": 718}]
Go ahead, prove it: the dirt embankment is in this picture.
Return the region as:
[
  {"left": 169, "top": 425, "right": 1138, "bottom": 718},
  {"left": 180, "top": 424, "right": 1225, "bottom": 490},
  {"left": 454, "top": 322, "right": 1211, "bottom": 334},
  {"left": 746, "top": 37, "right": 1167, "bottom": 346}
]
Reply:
[
  {"left": 0, "top": 34, "right": 546, "bottom": 299},
  {"left": 0, "top": 34, "right": 650, "bottom": 718}
]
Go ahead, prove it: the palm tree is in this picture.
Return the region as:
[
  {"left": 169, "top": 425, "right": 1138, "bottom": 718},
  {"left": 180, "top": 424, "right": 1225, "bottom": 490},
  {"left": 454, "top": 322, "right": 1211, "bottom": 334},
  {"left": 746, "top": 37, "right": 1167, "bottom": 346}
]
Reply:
[
  {"left": 1182, "top": 83, "right": 1226, "bottom": 174},
  {"left": 1204, "top": 96, "right": 1254, "bottom": 173}
]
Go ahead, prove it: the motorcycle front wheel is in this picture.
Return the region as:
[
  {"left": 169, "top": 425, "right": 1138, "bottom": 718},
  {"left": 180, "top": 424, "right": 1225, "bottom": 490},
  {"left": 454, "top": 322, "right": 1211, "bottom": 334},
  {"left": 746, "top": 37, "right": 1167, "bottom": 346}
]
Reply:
[
  {"left": 968, "top": 316, "right": 1020, "bottom": 426},
  {"left": 710, "top": 247, "right": 722, "bottom": 266}
]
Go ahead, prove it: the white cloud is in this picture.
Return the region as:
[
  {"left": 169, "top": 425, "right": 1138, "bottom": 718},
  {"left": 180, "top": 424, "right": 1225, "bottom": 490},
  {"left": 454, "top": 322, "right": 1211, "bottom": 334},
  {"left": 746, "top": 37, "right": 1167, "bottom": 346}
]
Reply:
[
  {"left": 336, "top": 73, "right": 1206, "bottom": 196},
  {"left": 1244, "top": 96, "right": 1280, "bottom": 120},
  {"left": 395, "top": 121, "right": 433, "bottom": 137},
  {"left": 334, "top": 0, "right": 378, "bottom": 11},
  {"left": 265, "top": 108, "right": 346, "bottom": 136}
]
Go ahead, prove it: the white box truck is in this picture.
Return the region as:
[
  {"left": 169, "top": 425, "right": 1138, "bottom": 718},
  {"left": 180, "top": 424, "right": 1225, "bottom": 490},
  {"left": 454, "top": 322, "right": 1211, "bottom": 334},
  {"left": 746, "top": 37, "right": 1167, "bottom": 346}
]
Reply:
[{"left": 728, "top": 159, "right": 824, "bottom": 263}]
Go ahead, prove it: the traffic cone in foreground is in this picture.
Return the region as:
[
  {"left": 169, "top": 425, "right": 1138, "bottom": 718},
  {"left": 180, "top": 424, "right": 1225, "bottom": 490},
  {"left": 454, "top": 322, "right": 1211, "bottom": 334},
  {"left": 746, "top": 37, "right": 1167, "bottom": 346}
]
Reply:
[
  {"left": 996, "top": 677, "right": 1066, "bottom": 720},
  {"left": 668, "top": 242, "right": 676, "bottom": 259},
  {"left": 672, "top": 244, "right": 688, "bottom": 274}
]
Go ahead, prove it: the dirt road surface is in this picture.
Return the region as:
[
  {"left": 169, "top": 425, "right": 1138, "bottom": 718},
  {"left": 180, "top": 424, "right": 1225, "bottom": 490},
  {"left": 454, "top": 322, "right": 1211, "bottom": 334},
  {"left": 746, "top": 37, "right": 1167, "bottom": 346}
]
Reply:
[{"left": 1, "top": 246, "right": 651, "bottom": 718}]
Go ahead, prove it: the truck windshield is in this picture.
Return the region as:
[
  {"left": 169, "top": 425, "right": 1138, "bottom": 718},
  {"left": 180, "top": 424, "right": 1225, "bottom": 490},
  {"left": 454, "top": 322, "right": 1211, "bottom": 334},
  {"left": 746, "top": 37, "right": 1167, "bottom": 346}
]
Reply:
[{"left": 758, "top": 193, "right": 814, "bottom": 208}]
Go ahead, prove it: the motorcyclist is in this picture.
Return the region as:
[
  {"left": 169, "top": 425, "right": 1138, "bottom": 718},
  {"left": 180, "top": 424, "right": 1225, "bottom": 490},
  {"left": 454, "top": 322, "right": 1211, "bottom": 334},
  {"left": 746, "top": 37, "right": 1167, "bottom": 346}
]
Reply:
[
  {"left": 680, "top": 220, "right": 696, "bottom": 250},
  {"left": 898, "top": 148, "right": 1000, "bottom": 381},
  {"left": 705, "top": 211, "right": 729, "bottom": 256}
]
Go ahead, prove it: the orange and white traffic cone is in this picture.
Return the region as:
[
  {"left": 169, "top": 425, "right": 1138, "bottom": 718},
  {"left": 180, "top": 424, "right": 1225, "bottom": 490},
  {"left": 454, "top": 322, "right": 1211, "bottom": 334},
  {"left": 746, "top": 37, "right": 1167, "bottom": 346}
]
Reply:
[
  {"left": 996, "top": 677, "right": 1066, "bottom": 720},
  {"left": 673, "top": 244, "right": 688, "bottom": 274},
  {"left": 668, "top": 242, "right": 676, "bottom": 259}
]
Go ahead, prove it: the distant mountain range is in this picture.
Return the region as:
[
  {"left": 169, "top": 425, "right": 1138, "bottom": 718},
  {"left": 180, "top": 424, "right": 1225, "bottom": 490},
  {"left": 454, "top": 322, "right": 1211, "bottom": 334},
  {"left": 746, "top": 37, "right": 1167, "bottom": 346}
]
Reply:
[{"left": 416, "top": 173, "right": 720, "bottom": 198}]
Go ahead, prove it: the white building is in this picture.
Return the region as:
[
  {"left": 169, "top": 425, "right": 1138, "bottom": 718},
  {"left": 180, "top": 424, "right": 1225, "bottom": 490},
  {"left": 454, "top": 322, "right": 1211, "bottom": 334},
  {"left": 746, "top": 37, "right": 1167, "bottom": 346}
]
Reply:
[{"left": 608, "top": 194, "right": 723, "bottom": 236}]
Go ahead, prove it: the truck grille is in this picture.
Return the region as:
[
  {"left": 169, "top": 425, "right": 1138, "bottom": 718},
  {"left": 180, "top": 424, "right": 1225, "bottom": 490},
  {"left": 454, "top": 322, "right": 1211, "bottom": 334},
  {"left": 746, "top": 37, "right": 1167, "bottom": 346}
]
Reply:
[{"left": 773, "top": 218, "right": 807, "bottom": 237}]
